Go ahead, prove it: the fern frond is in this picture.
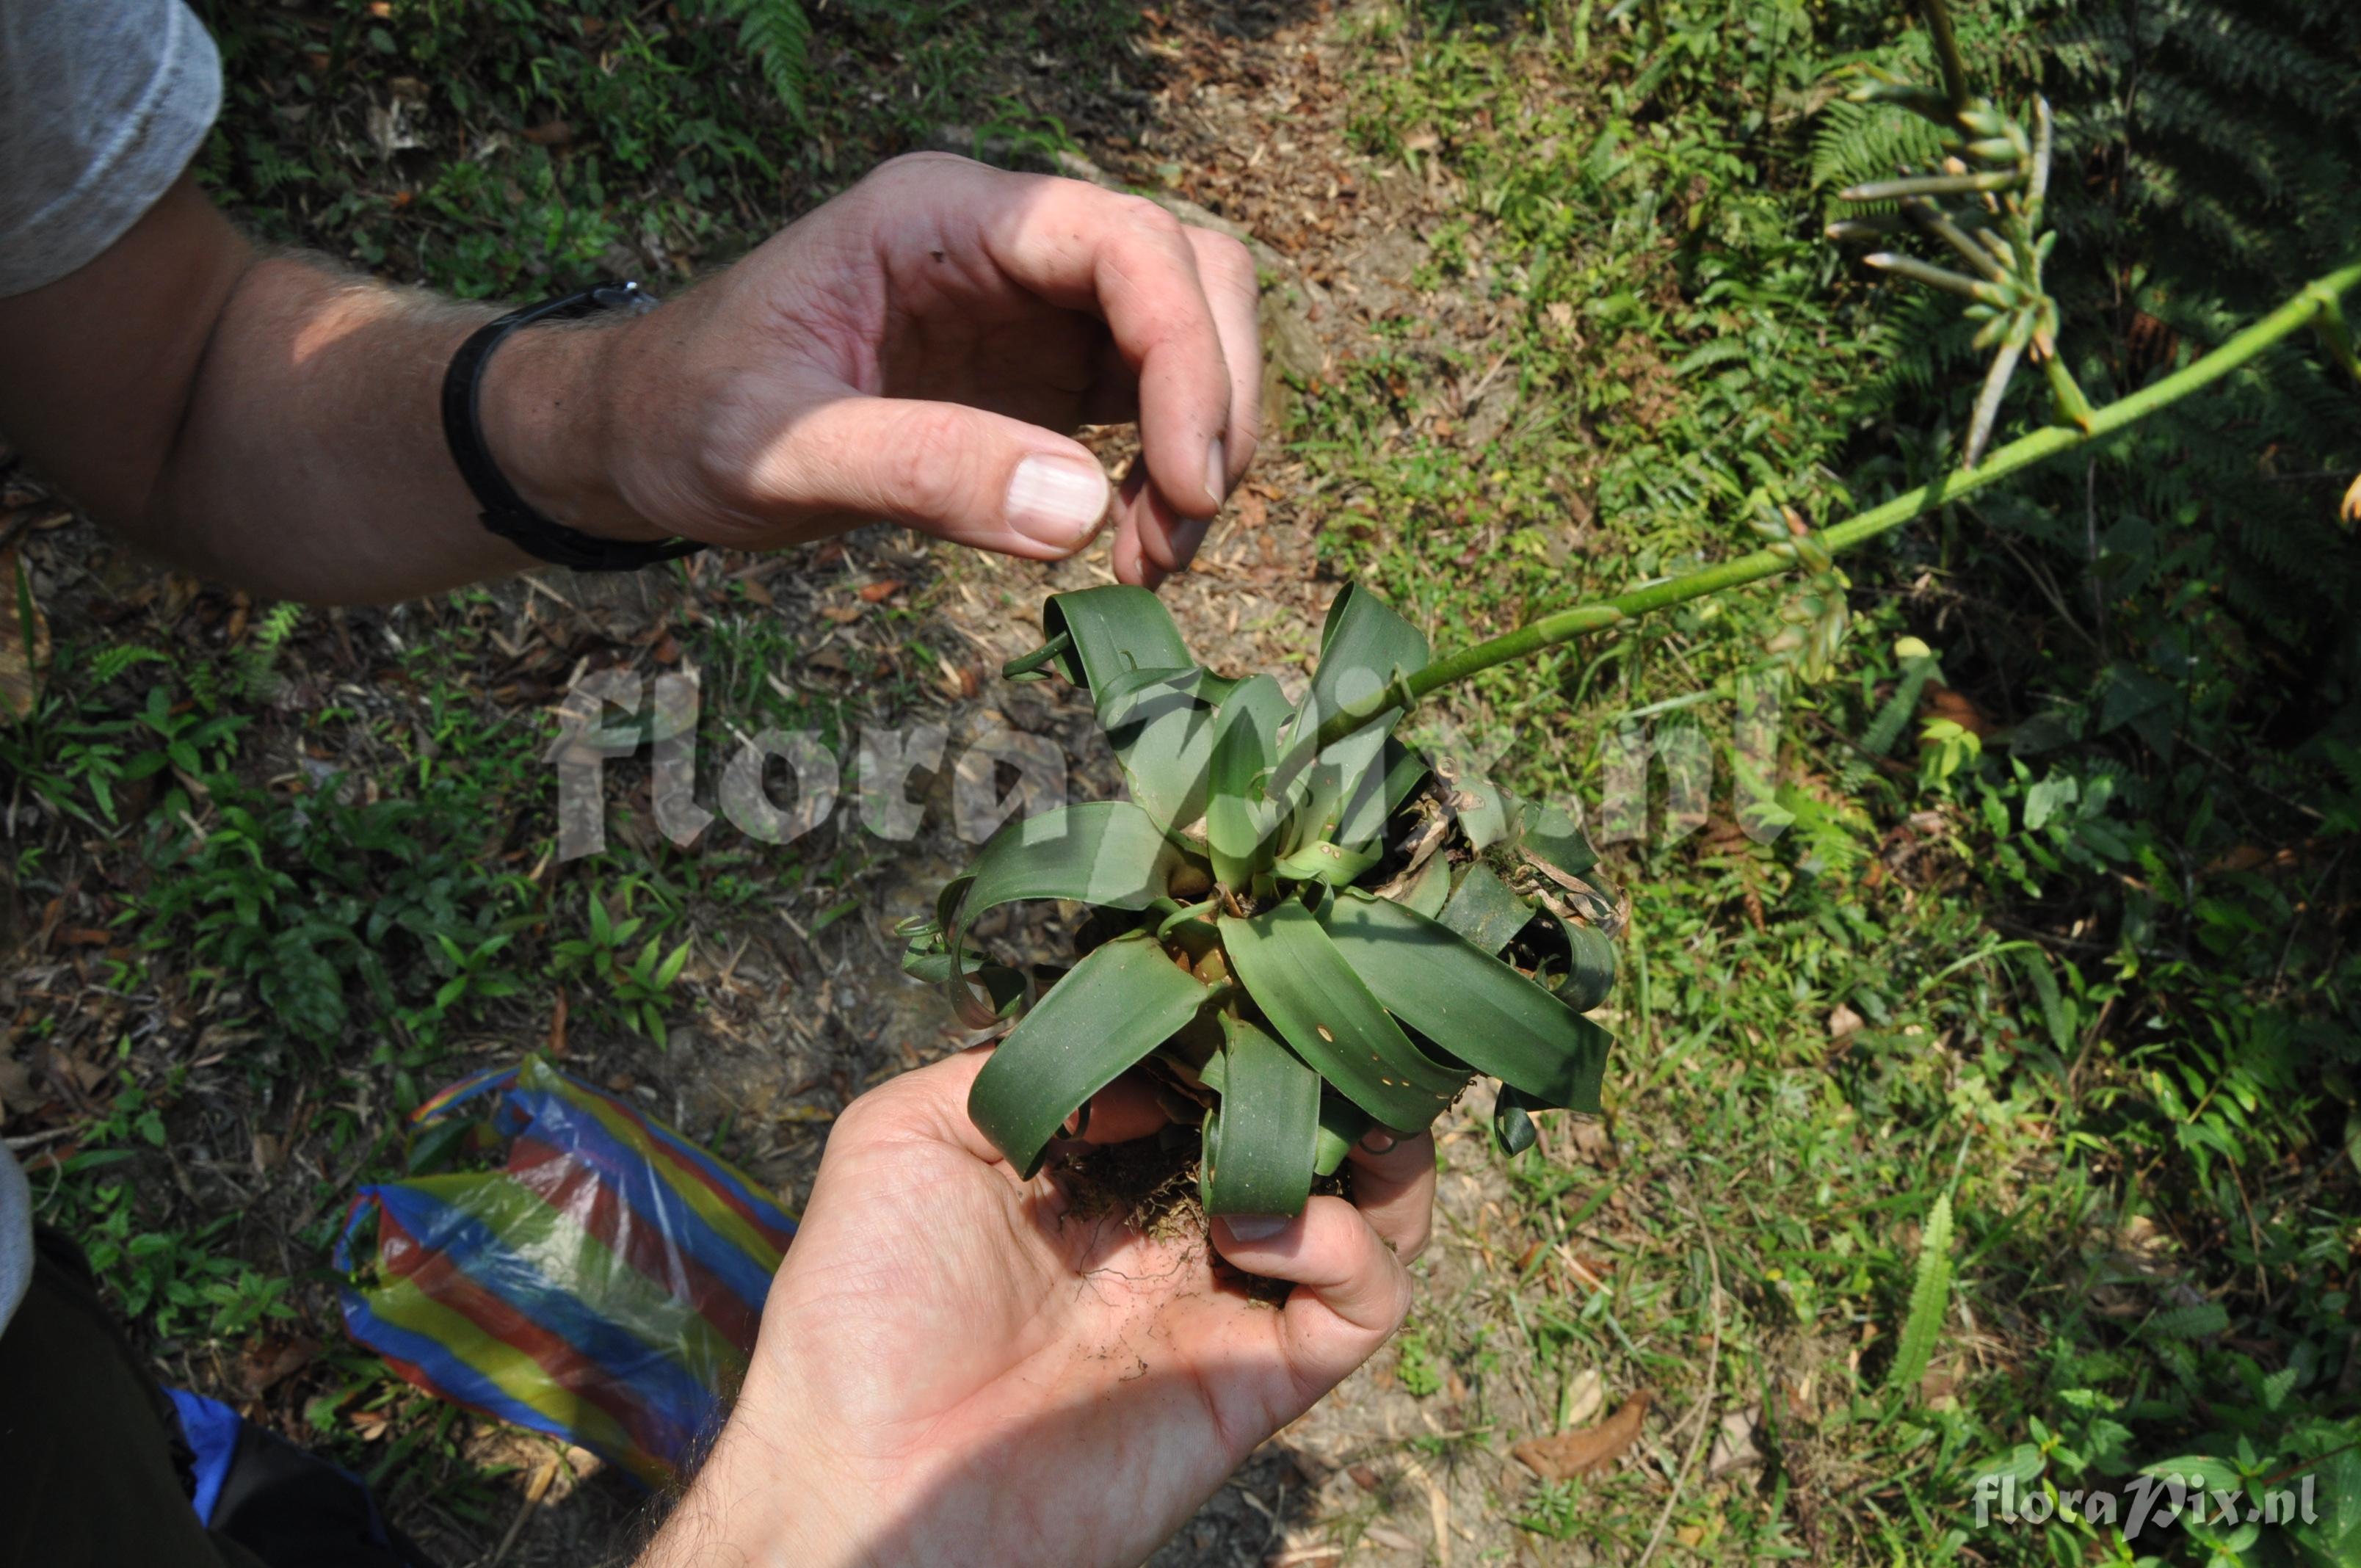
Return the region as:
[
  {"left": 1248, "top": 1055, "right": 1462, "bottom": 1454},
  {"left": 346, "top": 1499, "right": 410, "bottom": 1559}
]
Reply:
[
  {"left": 2169, "top": 3, "right": 2350, "bottom": 120},
  {"left": 715, "top": 0, "right": 811, "bottom": 123},
  {"left": 231, "top": 602, "right": 303, "bottom": 704},
  {"left": 2136, "top": 70, "right": 2292, "bottom": 202},
  {"left": 1810, "top": 98, "right": 1945, "bottom": 197},
  {"left": 87, "top": 645, "right": 167, "bottom": 685},
  {"left": 253, "top": 600, "right": 302, "bottom": 653},
  {"left": 1886, "top": 1192, "right": 1955, "bottom": 1400},
  {"left": 2143, "top": 1301, "right": 2230, "bottom": 1341}
]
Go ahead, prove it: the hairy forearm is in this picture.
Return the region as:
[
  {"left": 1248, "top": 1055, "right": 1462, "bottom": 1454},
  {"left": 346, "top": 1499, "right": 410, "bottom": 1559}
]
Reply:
[
  {"left": 148, "top": 253, "right": 628, "bottom": 603},
  {"left": 142, "top": 256, "right": 503, "bottom": 600},
  {"left": 633, "top": 1371, "right": 868, "bottom": 1568},
  {"left": 0, "top": 176, "right": 638, "bottom": 606}
]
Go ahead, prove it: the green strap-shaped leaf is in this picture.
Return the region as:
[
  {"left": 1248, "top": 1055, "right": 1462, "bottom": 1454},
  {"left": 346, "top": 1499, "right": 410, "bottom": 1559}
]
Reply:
[
  {"left": 1010, "top": 587, "right": 1242, "bottom": 830},
  {"left": 939, "top": 802, "right": 1182, "bottom": 933},
  {"left": 1219, "top": 899, "right": 1466, "bottom": 1130},
  {"left": 1492, "top": 1083, "right": 1545, "bottom": 1155},
  {"left": 1501, "top": 790, "right": 1600, "bottom": 878},
  {"left": 1437, "top": 862, "right": 1531, "bottom": 955},
  {"left": 1393, "top": 852, "right": 1453, "bottom": 919},
  {"left": 1377, "top": 738, "right": 1428, "bottom": 821},
  {"left": 1314, "top": 1094, "right": 1374, "bottom": 1176},
  {"left": 1095, "top": 665, "right": 1228, "bottom": 830},
  {"left": 1019, "top": 585, "right": 1192, "bottom": 690},
  {"left": 968, "top": 933, "right": 1209, "bottom": 1177},
  {"left": 899, "top": 943, "right": 1030, "bottom": 1018},
  {"left": 1320, "top": 889, "right": 1612, "bottom": 1113},
  {"left": 938, "top": 802, "right": 1184, "bottom": 1020},
  {"left": 1283, "top": 587, "right": 1432, "bottom": 852},
  {"left": 1272, "top": 838, "right": 1382, "bottom": 887},
  {"left": 1200, "top": 1015, "right": 1321, "bottom": 1217},
  {"left": 1552, "top": 918, "right": 1617, "bottom": 1012},
  {"left": 1447, "top": 764, "right": 1511, "bottom": 849},
  {"left": 1206, "top": 675, "right": 1291, "bottom": 888}
]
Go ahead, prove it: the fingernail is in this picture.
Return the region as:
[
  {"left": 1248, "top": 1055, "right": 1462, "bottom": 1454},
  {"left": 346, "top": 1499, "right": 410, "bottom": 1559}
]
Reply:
[
  {"left": 1005, "top": 454, "right": 1109, "bottom": 547},
  {"left": 1222, "top": 1214, "right": 1291, "bottom": 1243},
  {"left": 1203, "top": 437, "right": 1227, "bottom": 510},
  {"left": 1360, "top": 1129, "right": 1400, "bottom": 1155}
]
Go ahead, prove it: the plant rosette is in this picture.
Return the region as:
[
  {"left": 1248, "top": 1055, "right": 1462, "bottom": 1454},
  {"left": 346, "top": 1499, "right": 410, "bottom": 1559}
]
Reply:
[{"left": 898, "top": 584, "right": 1626, "bottom": 1221}]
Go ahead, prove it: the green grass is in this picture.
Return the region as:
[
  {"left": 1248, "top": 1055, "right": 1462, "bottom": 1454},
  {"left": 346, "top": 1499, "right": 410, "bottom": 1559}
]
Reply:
[
  {"left": 1286, "top": 1, "right": 2361, "bottom": 1561},
  {"left": 193, "top": 0, "right": 1134, "bottom": 299}
]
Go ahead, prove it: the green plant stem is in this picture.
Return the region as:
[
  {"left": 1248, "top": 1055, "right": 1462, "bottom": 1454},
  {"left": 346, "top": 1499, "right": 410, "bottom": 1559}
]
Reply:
[
  {"left": 1299, "top": 261, "right": 2361, "bottom": 759},
  {"left": 1916, "top": 0, "right": 1972, "bottom": 113},
  {"left": 2318, "top": 295, "right": 2361, "bottom": 388},
  {"left": 2041, "top": 349, "right": 2096, "bottom": 429}
]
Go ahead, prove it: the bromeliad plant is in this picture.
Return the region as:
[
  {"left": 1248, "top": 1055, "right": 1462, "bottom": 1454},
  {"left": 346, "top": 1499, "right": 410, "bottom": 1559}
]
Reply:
[
  {"left": 899, "top": 0, "right": 2361, "bottom": 1221},
  {"left": 900, "top": 585, "right": 1625, "bottom": 1218}
]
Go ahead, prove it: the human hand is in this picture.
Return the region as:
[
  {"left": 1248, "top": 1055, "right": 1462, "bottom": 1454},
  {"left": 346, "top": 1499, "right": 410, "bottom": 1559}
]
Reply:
[
  {"left": 636, "top": 1049, "right": 1434, "bottom": 1568},
  {"left": 493, "top": 153, "right": 1260, "bottom": 588}
]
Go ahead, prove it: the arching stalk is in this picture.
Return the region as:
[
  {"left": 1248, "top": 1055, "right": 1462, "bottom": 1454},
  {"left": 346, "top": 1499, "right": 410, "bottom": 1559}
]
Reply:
[{"left": 1286, "top": 261, "right": 2361, "bottom": 766}]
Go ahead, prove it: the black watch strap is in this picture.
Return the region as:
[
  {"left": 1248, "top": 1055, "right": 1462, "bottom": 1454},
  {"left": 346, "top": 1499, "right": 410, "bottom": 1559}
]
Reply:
[{"left": 440, "top": 282, "right": 705, "bottom": 573}]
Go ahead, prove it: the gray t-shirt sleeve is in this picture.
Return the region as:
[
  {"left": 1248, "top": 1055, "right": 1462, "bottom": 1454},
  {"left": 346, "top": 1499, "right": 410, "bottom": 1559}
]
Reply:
[
  {"left": 0, "top": 1145, "right": 29, "bottom": 1339},
  {"left": 0, "top": 0, "right": 222, "bottom": 298}
]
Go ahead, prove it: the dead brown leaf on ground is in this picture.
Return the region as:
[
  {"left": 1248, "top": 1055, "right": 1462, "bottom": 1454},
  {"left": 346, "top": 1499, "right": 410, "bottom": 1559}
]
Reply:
[
  {"left": 238, "top": 1333, "right": 324, "bottom": 1400},
  {"left": 1921, "top": 682, "right": 1995, "bottom": 736},
  {"left": 1511, "top": 1389, "right": 1654, "bottom": 1480}
]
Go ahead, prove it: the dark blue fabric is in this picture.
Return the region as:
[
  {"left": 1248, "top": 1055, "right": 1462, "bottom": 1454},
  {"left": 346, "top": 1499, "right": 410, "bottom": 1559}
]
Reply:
[{"left": 165, "top": 1386, "right": 242, "bottom": 1527}]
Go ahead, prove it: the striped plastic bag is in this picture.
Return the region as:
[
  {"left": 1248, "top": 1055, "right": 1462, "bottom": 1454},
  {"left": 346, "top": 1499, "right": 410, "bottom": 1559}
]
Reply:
[{"left": 334, "top": 1056, "right": 796, "bottom": 1484}]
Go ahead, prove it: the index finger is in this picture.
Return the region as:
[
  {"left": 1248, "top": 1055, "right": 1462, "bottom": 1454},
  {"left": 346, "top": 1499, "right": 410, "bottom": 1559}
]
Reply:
[{"left": 971, "top": 171, "right": 1233, "bottom": 527}]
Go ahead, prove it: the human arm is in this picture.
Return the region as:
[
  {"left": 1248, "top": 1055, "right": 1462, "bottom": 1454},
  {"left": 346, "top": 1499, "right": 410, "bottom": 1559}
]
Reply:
[
  {"left": 634, "top": 1050, "right": 1435, "bottom": 1567},
  {"left": 0, "top": 154, "right": 1260, "bottom": 603}
]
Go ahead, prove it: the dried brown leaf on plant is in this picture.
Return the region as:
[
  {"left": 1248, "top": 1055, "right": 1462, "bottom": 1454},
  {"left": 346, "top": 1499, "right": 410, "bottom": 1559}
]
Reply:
[{"left": 1511, "top": 1389, "right": 1653, "bottom": 1480}]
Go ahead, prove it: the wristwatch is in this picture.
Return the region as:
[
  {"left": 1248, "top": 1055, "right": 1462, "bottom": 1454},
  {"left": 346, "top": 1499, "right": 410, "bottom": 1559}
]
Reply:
[{"left": 440, "top": 281, "right": 706, "bottom": 573}]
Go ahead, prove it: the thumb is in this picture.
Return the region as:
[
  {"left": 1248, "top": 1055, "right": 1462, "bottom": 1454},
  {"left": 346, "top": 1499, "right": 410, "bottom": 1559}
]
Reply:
[
  {"left": 1214, "top": 1197, "right": 1414, "bottom": 1399},
  {"left": 779, "top": 396, "right": 1111, "bottom": 559}
]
